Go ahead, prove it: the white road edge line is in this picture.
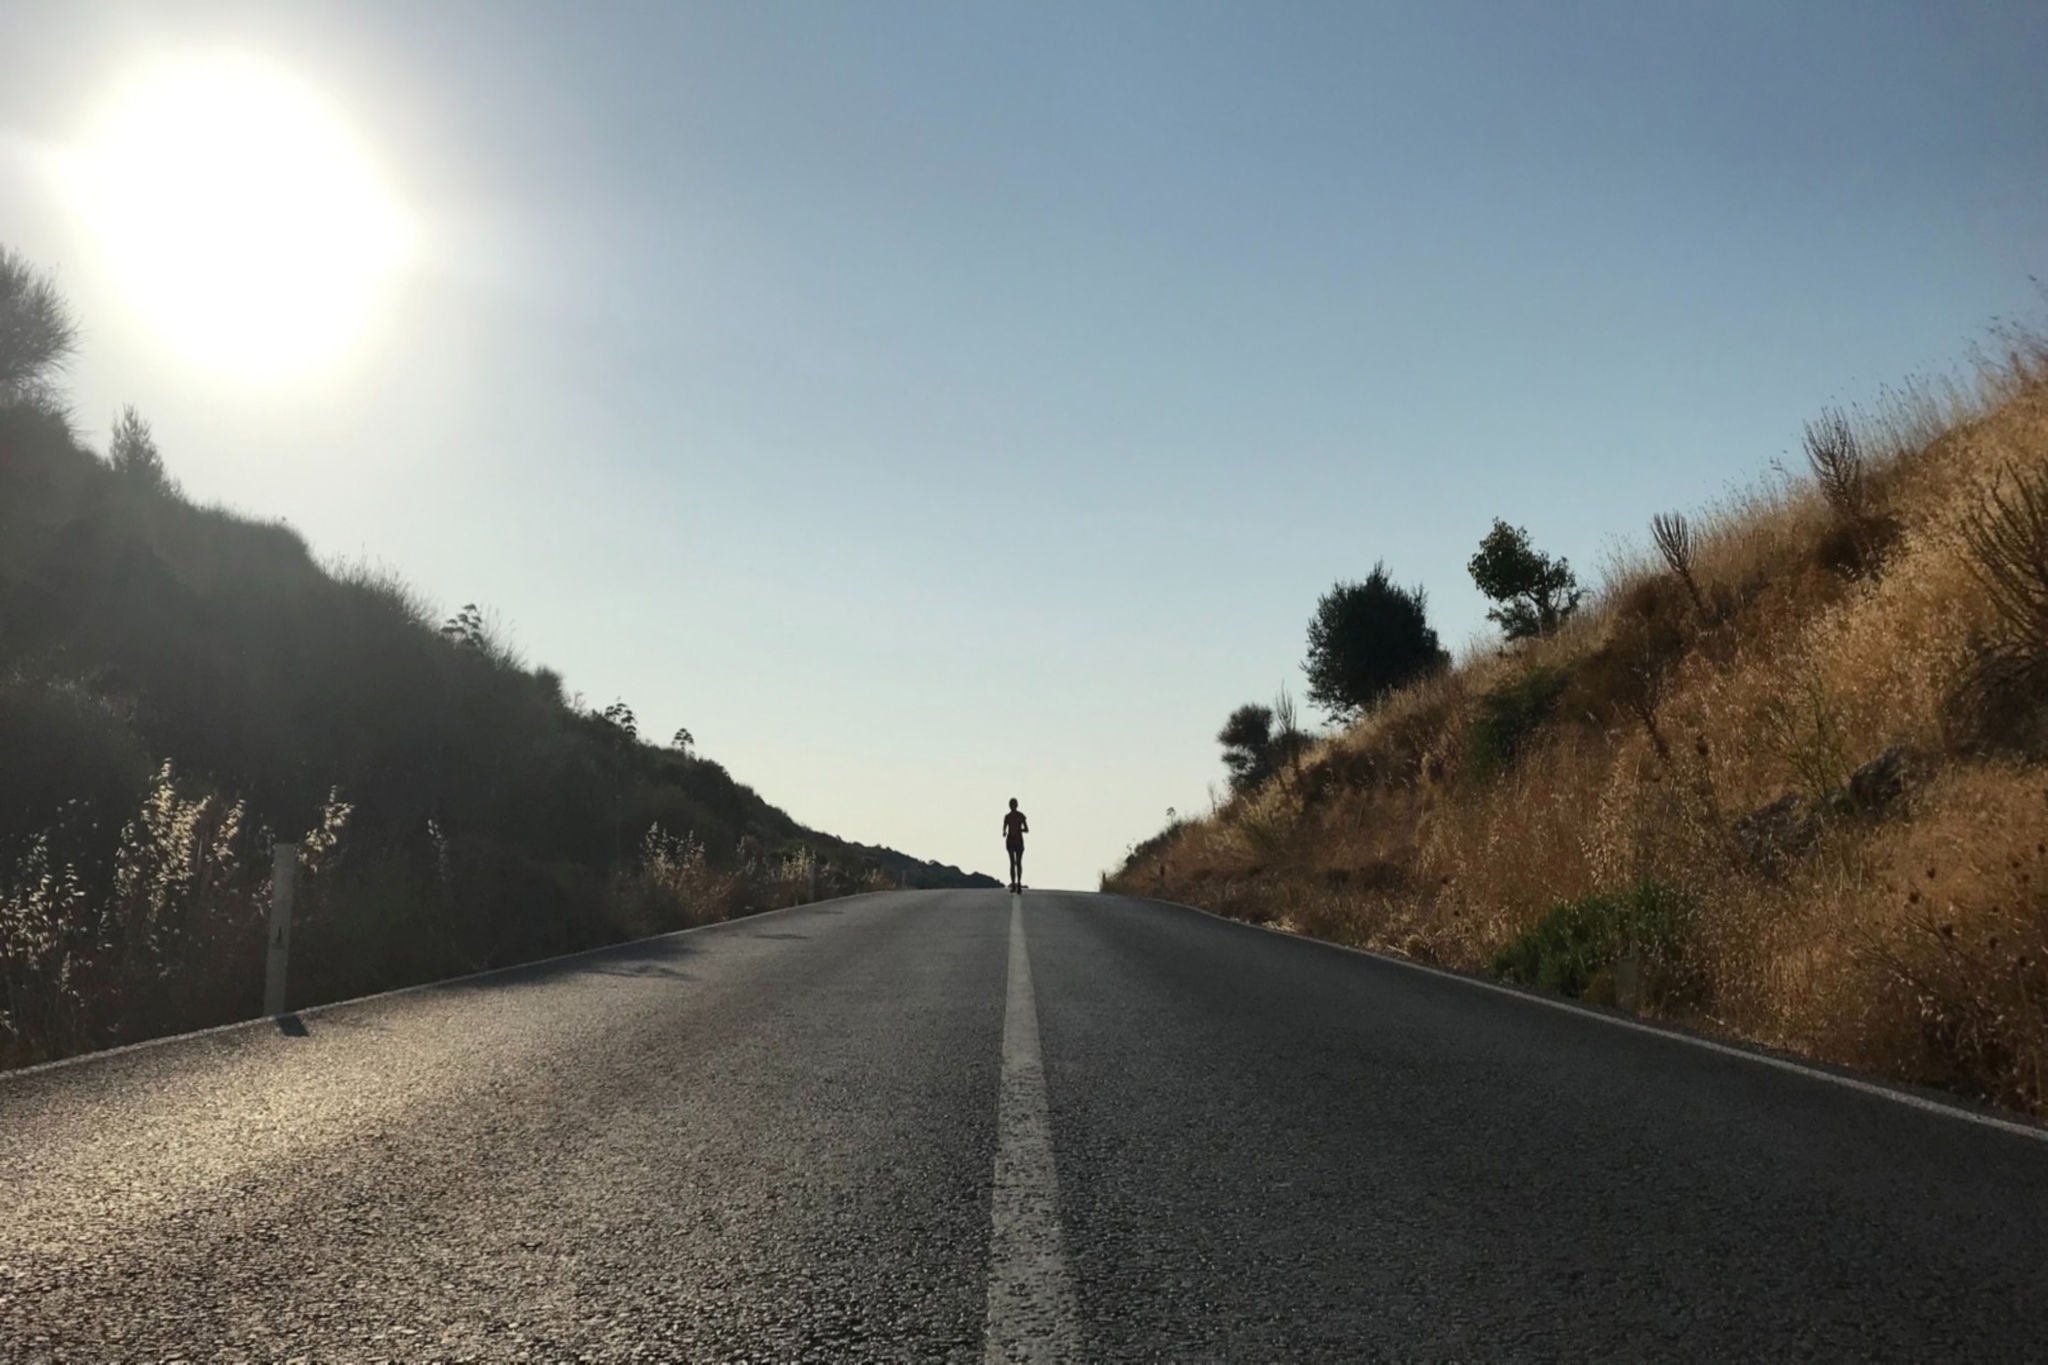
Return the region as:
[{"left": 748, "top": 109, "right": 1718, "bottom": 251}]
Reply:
[
  {"left": 1141, "top": 894, "right": 2048, "bottom": 1146},
  {"left": 984, "top": 895, "right": 1084, "bottom": 1363}
]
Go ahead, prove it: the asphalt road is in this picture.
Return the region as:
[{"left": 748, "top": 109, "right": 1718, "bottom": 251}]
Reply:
[{"left": 4, "top": 889, "right": 2046, "bottom": 1361}]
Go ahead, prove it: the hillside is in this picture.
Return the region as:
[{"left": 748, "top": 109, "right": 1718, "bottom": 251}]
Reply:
[
  {"left": 0, "top": 257, "right": 993, "bottom": 1069},
  {"left": 1109, "top": 331, "right": 2048, "bottom": 1116}
]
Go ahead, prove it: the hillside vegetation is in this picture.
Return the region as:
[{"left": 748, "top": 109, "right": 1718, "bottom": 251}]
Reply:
[
  {"left": 0, "top": 248, "right": 991, "bottom": 1069},
  {"left": 1110, "top": 329, "right": 2048, "bottom": 1116}
]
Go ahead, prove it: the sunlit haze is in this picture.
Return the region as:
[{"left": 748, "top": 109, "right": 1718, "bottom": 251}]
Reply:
[
  {"left": 2, "top": 2, "right": 2044, "bottom": 887},
  {"left": 70, "top": 55, "right": 413, "bottom": 381}
]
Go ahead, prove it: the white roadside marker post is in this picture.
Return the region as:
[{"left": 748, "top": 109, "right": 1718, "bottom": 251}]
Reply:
[
  {"left": 1614, "top": 950, "right": 1641, "bottom": 1015},
  {"left": 265, "top": 842, "right": 298, "bottom": 1017}
]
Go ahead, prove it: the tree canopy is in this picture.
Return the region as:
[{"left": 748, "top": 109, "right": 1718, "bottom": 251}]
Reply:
[
  {"left": 1467, "top": 519, "right": 1583, "bottom": 640},
  {"left": 0, "top": 247, "right": 75, "bottom": 407},
  {"left": 1217, "top": 703, "right": 1275, "bottom": 793},
  {"left": 1303, "top": 565, "right": 1447, "bottom": 721}
]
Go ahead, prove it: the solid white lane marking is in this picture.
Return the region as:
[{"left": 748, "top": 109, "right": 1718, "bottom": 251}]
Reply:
[
  {"left": 1147, "top": 895, "right": 2048, "bottom": 1146},
  {"left": 984, "top": 897, "right": 1083, "bottom": 1363}
]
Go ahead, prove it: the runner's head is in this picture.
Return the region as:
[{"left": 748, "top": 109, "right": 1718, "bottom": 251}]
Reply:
[{"left": 1009, "top": 798, "right": 1018, "bottom": 810}]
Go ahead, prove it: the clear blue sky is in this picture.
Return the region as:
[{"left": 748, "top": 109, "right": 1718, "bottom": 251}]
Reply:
[{"left": 3, "top": 1, "right": 2044, "bottom": 888}]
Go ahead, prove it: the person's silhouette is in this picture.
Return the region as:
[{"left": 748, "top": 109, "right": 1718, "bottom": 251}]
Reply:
[{"left": 1002, "top": 798, "right": 1029, "bottom": 893}]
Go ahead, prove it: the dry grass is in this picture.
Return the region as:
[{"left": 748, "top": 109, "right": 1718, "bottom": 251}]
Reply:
[
  {"left": 1, "top": 776, "right": 881, "bottom": 1067},
  {"left": 1110, "top": 338, "right": 2048, "bottom": 1114},
  {"left": 610, "top": 825, "right": 737, "bottom": 937},
  {"left": 0, "top": 763, "right": 350, "bottom": 1067}
]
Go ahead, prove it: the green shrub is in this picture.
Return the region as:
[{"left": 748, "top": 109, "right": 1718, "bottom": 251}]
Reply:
[
  {"left": 1465, "top": 665, "right": 1569, "bottom": 783},
  {"left": 1490, "top": 881, "right": 1698, "bottom": 1005}
]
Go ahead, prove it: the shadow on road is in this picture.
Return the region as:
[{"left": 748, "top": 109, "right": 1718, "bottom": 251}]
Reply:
[
  {"left": 440, "top": 936, "right": 706, "bottom": 995},
  {"left": 286, "top": 903, "right": 867, "bottom": 1033},
  {"left": 581, "top": 959, "right": 698, "bottom": 982}
]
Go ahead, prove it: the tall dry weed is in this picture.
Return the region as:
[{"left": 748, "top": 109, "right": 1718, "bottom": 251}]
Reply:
[
  {"left": 616, "top": 824, "right": 734, "bottom": 933},
  {"left": 1953, "top": 460, "right": 2048, "bottom": 750},
  {"left": 0, "top": 835, "right": 89, "bottom": 1053},
  {"left": 0, "top": 763, "right": 352, "bottom": 1065}
]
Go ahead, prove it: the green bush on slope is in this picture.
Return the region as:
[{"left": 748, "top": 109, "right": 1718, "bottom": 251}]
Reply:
[
  {"left": 1489, "top": 882, "right": 1699, "bottom": 1007},
  {"left": 1465, "top": 666, "right": 1571, "bottom": 783}
]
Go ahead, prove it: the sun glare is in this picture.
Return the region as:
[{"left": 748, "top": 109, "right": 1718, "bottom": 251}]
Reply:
[{"left": 72, "top": 57, "right": 415, "bottom": 383}]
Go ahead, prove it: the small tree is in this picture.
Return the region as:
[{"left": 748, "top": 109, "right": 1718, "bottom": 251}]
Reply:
[
  {"left": 671, "top": 727, "right": 695, "bottom": 756},
  {"left": 1467, "top": 519, "right": 1582, "bottom": 641},
  {"left": 108, "top": 405, "right": 169, "bottom": 488},
  {"left": 0, "top": 247, "right": 75, "bottom": 408},
  {"left": 1303, "top": 565, "right": 1447, "bottom": 721},
  {"left": 1217, "top": 703, "right": 1275, "bottom": 793}
]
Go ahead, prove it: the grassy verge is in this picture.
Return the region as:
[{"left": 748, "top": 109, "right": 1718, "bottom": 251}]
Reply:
[{"left": 1109, "top": 335, "right": 2048, "bottom": 1117}]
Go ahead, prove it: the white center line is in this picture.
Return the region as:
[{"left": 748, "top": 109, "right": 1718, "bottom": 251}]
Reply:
[{"left": 984, "top": 896, "right": 1083, "bottom": 1363}]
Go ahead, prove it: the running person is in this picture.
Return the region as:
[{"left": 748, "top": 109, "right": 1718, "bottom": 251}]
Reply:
[{"left": 1002, "top": 799, "right": 1028, "bottom": 893}]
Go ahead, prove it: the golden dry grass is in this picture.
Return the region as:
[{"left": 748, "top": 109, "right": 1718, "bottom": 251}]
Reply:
[{"left": 1110, "top": 342, "right": 2048, "bottom": 1114}]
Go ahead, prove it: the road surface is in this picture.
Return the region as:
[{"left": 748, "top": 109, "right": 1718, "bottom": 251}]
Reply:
[{"left": 4, "top": 889, "right": 2045, "bottom": 1361}]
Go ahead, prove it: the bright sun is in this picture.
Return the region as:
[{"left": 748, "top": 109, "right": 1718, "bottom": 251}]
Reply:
[{"left": 73, "top": 57, "right": 414, "bottom": 382}]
